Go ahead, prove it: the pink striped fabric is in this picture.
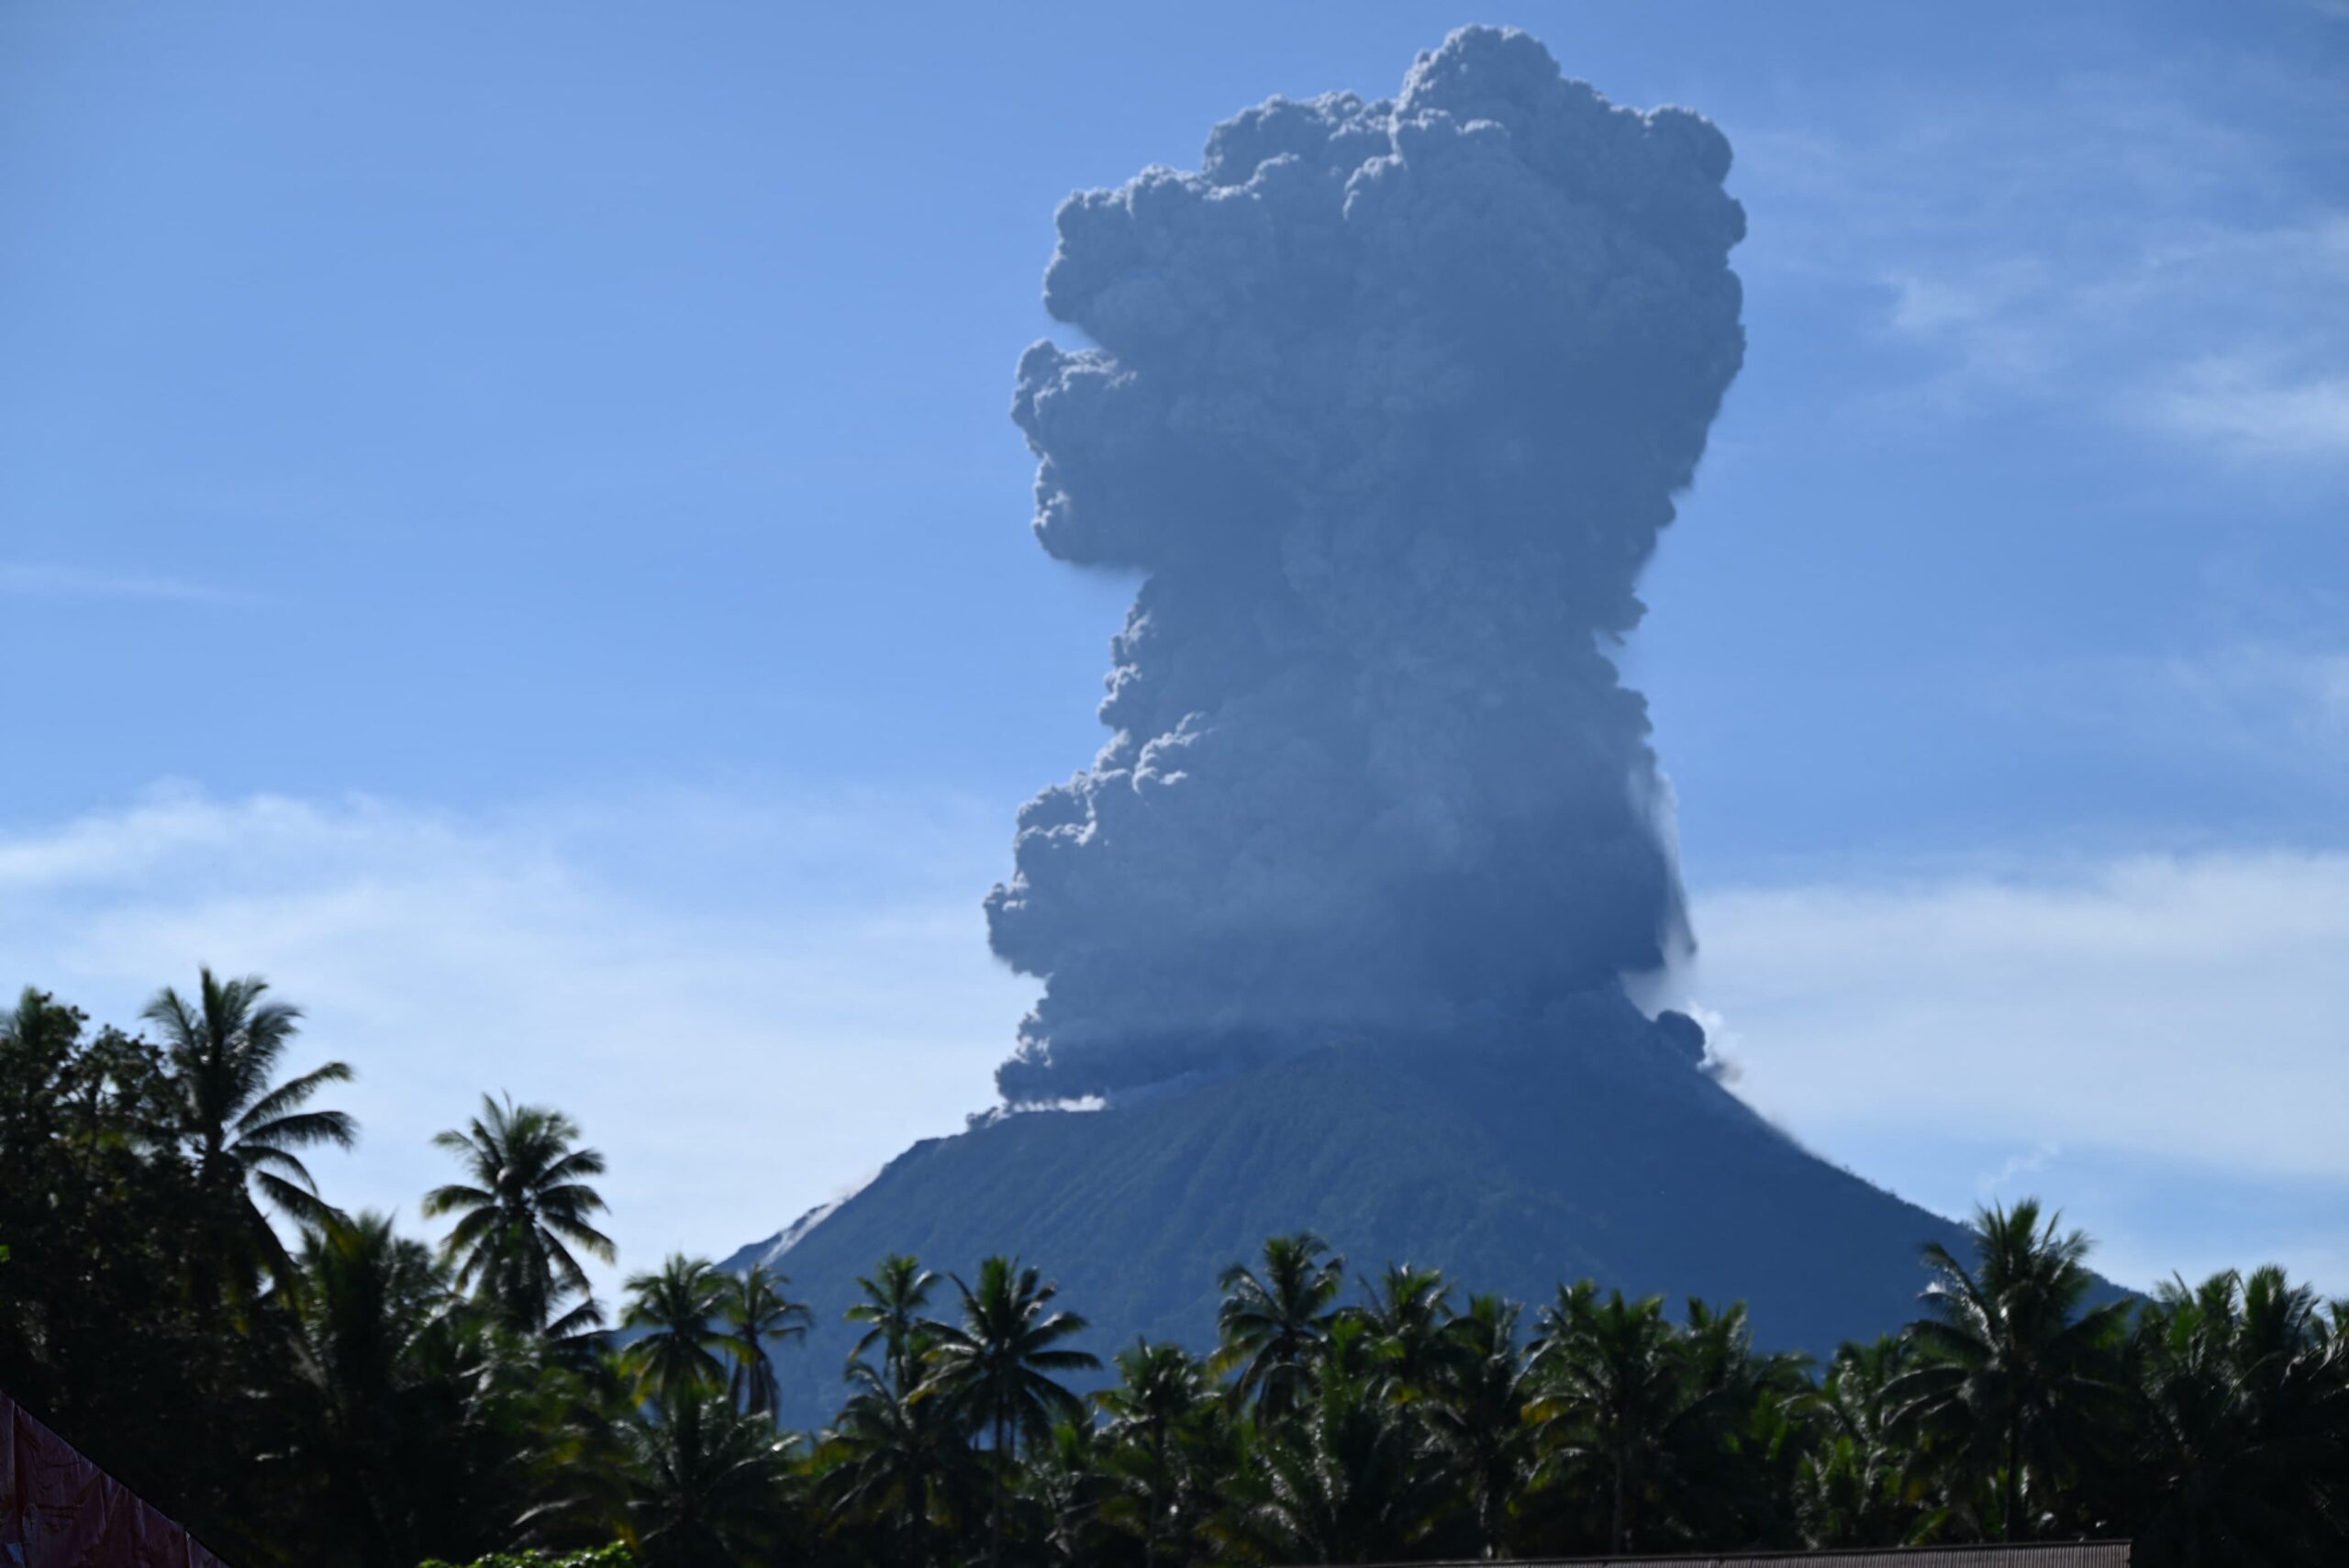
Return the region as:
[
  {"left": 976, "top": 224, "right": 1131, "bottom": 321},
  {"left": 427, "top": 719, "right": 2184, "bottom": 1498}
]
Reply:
[{"left": 0, "top": 1391, "right": 228, "bottom": 1568}]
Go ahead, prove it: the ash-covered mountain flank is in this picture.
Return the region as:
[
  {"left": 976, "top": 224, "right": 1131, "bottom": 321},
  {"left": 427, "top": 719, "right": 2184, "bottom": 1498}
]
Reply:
[
  {"left": 727, "top": 28, "right": 1971, "bottom": 1412},
  {"left": 730, "top": 998, "right": 1972, "bottom": 1423}
]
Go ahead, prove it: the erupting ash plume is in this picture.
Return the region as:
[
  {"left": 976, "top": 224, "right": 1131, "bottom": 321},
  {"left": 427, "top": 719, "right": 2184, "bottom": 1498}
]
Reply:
[{"left": 986, "top": 27, "right": 1746, "bottom": 1104}]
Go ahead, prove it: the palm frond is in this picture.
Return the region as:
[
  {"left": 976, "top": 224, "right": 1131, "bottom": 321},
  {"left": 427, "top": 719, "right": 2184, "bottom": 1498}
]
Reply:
[
  {"left": 235, "top": 1060, "right": 355, "bottom": 1131},
  {"left": 253, "top": 1167, "right": 345, "bottom": 1229},
  {"left": 239, "top": 1106, "right": 359, "bottom": 1151}
]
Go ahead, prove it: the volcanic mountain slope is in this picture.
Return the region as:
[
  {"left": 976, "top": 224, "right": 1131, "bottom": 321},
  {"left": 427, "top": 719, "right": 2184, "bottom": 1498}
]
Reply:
[{"left": 726, "top": 1000, "right": 1976, "bottom": 1426}]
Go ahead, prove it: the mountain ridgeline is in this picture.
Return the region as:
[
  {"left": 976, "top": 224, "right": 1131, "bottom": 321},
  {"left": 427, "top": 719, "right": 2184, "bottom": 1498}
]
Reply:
[{"left": 726, "top": 996, "right": 1977, "bottom": 1420}]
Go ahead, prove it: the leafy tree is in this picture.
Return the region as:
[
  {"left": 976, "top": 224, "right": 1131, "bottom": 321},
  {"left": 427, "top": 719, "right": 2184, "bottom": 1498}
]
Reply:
[
  {"left": 2, "top": 988, "right": 91, "bottom": 1137},
  {"left": 1213, "top": 1232, "right": 1346, "bottom": 1420},
  {"left": 619, "top": 1256, "right": 730, "bottom": 1407},
  {"left": 425, "top": 1095, "right": 616, "bottom": 1337},
  {"left": 918, "top": 1255, "right": 1101, "bottom": 1568},
  {"left": 0, "top": 991, "right": 226, "bottom": 1535},
  {"left": 1884, "top": 1199, "right": 2131, "bottom": 1541},
  {"left": 142, "top": 969, "right": 355, "bottom": 1273},
  {"left": 718, "top": 1262, "right": 810, "bottom": 1420},
  {"left": 15, "top": 978, "right": 2349, "bottom": 1568},
  {"left": 418, "top": 1550, "right": 635, "bottom": 1568}
]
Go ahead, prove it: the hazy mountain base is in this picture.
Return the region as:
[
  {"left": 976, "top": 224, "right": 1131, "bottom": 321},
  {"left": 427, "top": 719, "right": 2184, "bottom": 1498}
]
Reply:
[{"left": 728, "top": 997, "right": 1977, "bottom": 1426}]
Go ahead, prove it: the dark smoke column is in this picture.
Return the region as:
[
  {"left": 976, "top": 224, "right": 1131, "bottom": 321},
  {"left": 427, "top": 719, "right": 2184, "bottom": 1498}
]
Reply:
[{"left": 987, "top": 27, "right": 1745, "bottom": 1105}]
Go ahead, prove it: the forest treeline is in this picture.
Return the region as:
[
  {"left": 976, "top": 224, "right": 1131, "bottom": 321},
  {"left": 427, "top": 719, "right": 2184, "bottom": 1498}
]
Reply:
[{"left": 4, "top": 973, "right": 2346, "bottom": 1568}]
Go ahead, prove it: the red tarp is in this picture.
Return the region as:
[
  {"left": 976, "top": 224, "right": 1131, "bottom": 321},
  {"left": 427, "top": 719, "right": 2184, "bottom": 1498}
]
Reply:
[{"left": 0, "top": 1390, "right": 228, "bottom": 1567}]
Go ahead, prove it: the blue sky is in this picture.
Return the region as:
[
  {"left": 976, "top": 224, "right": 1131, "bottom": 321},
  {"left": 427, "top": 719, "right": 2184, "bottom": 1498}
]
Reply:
[{"left": 5, "top": 1, "right": 2345, "bottom": 1301}]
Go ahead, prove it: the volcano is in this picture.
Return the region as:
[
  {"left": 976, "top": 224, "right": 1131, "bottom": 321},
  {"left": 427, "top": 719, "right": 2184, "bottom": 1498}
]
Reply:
[
  {"left": 729, "top": 997, "right": 1972, "bottom": 1422},
  {"left": 729, "top": 29, "right": 1978, "bottom": 1421}
]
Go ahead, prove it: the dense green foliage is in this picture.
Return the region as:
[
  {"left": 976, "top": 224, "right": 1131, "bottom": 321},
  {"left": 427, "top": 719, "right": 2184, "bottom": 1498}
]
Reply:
[
  {"left": 5, "top": 977, "right": 2347, "bottom": 1567},
  {"left": 418, "top": 1551, "right": 637, "bottom": 1568}
]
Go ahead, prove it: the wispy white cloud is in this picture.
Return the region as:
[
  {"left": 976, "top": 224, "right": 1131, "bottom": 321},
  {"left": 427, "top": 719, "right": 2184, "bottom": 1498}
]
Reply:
[
  {"left": 1682, "top": 849, "right": 2349, "bottom": 1288},
  {"left": 0, "top": 561, "right": 252, "bottom": 605},
  {"left": 2143, "top": 360, "right": 2349, "bottom": 462},
  {"left": 1693, "top": 850, "right": 2349, "bottom": 1178},
  {"left": 2162, "top": 643, "right": 2349, "bottom": 751},
  {"left": 1978, "top": 1140, "right": 2064, "bottom": 1205},
  {"left": 1740, "top": 67, "right": 2349, "bottom": 465},
  {"left": 0, "top": 785, "right": 1032, "bottom": 1297},
  {"left": 1962, "top": 638, "right": 2349, "bottom": 795}
]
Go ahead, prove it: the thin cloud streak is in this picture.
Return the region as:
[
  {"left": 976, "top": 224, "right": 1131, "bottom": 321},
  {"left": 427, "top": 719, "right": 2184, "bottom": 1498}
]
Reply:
[
  {"left": 2162, "top": 644, "right": 2349, "bottom": 753},
  {"left": 1685, "top": 850, "right": 2349, "bottom": 1293},
  {"left": 1737, "top": 65, "right": 2349, "bottom": 465},
  {"left": 0, "top": 561, "right": 254, "bottom": 605},
  {"left": 2144, "top": 361, "right": 2349, "bottom": 462},
  {"left": 1690, "top": 850, "right": 2349, "bottom": 1184}
]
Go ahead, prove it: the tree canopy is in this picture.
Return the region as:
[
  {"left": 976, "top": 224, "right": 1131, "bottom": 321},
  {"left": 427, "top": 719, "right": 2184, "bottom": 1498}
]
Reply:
[{"left": 5, "top": 976, "right": 2345, "bottom": 1567}]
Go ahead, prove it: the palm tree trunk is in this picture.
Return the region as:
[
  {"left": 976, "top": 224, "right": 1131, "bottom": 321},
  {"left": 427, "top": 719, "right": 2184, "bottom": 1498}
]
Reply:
[
  {"left": 1145, "top": 1427, "right": 1164, "bottom": 1568},
  {"left": 1609, "top": 1449, "right": 1627, "bottom": 1554},
  {"left": 2004, "top": 1418, "right": 2021, "bottom": 1542},
  {"left": 909, "top": 1448, "right": 935, "bottom": 1568},
  {"left": 1482, "top": 1455, "right": 1501, "bottom": 1560},
  {"left": 991, "top": 1405, "right": 1008, "bottom": 1568}
]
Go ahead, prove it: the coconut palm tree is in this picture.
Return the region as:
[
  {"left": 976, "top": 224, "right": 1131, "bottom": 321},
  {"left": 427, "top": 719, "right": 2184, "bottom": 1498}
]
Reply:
[
  {"left": 620, "top": 1382, "right": 793, "bottom": 1568},
  {"left": 1651, "top": 1297, "right": 1813, "bottom": 1551},
  {"left": 490, "top": 1331, "right": 642, "bottom": 1551},
  {"left": 719, "top": 1262, "right": 811, "bottom": 1419},
  {"left": 1022, "top": 1418, "right": 1112, "bottom": 1568},
  {"left": 918, "top": 1255, "right": 1100, "bottom": 1568},
  {"left": 282, "top": 1210, "right": 449, "bottom": 1568},
  {"left": 818, "top": 1359, "right": 973, "bottom": 1568},
  {"left": 1883, "top": 1199, "right": 2131, "bottom": 1542},
  {"left": 1797, "top": 1337, "right": 1943, "bottom": 1549},
  {"left": 142, "top": 969, "right": 356, "bottom": 1275},
  {"left": 1233, "top": 1315, "right": 1451, "bottom": 1563},
  {"left": 2124, "top": 1264, "right": 2349, "bottom": 1564},
  {"left": 1526, "top": 1283, "right": 1686, "bottom": 1554},
  {"left": 621, "top": 1255, "right": 732, "bottom": 1407},
  {"left": 1355, "top": 1262, "right": 1463, "bottom": 1397},
  {"left": 423, "top": 1094, "right": 615, "bottom": 1337},
  {"left": 847, "top": 1251, "right": 938, "bottom": 1396},
  {"left": 1095, "top": 1340, "right": 1211, "bottom": 1568},
  {"left": 1424, "top": 1293, "right": 1533, "bottom": 1558},
  {"left": 1214, "top": 1233, "right": 1347, "bottom": 1420}
]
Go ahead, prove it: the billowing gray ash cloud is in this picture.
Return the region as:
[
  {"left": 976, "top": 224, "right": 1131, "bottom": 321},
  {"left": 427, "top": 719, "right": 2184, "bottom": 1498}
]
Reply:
[{"left": 985, "top": 27, "right": 1745, "bottom": 1105}]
